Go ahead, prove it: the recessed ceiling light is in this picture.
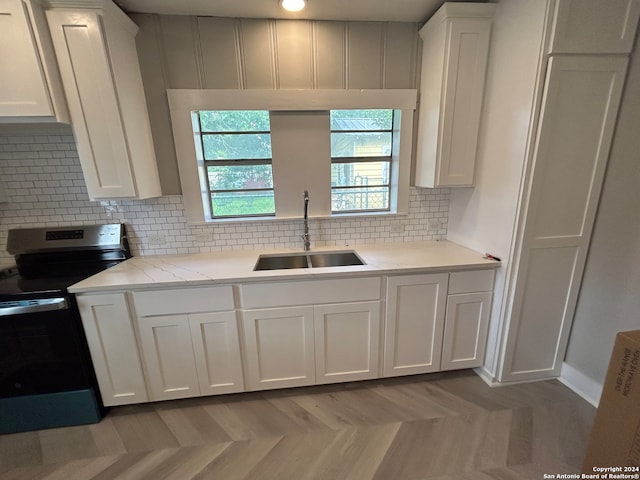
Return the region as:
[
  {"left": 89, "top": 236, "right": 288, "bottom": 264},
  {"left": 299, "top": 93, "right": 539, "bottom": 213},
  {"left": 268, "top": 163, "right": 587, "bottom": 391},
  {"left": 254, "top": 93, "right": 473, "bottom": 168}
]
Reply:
[{"left": 280, "top": 0, "right": 306, "bottom": 12}]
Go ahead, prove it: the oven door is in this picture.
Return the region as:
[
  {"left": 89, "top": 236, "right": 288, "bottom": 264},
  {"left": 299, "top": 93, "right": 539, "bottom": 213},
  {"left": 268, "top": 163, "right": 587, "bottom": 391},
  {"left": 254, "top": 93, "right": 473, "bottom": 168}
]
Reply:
[{"left": 0, "top": 296, "right": 91, "bottom": 397}]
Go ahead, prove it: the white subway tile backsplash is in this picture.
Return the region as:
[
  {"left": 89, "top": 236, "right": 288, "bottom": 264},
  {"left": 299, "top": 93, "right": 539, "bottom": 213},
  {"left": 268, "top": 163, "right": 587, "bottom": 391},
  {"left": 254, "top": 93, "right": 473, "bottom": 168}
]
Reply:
[{"left": 0, "top": 129, "right": 449, "bottom": 264}]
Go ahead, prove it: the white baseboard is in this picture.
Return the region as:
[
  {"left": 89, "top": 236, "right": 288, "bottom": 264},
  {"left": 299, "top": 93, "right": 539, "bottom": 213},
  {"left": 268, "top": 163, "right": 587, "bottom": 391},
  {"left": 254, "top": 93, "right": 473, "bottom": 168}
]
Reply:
[
  {"left": 474, "top": 366, "right": 561, "bottom": 388},
  {"left": 559, "top": 362, "right": 602, "bottom": 408},
  {"left": 473, "top": 366, "right": 502, "bottom": 387}
]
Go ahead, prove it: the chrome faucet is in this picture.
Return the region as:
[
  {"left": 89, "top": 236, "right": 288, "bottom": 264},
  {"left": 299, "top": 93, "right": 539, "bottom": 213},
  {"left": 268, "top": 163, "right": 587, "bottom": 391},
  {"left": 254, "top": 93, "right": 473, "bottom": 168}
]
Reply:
[{"left": 302, "top": 190, "right": 310, "bottom": 251}]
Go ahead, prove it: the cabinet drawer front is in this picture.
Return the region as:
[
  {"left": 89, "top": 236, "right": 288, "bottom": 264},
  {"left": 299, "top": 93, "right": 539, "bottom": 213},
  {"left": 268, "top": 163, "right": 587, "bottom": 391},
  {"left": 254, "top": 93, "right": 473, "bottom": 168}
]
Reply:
[
  {"left": 240, "top": 277, "right": 380, "bottom": 309},
  {"left": 132, "top": 286, "right": 234, "bottom": 316},
  {"left": 448, "top": 269, "right": 495, "bottom": 294}
]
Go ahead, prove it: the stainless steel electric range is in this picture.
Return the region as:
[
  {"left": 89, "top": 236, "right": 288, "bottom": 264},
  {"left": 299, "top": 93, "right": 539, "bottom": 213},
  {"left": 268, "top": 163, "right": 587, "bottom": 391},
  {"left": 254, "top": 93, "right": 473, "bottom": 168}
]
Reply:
[{"left": 0, "top": 224, "right": 131, "bottom": 434}]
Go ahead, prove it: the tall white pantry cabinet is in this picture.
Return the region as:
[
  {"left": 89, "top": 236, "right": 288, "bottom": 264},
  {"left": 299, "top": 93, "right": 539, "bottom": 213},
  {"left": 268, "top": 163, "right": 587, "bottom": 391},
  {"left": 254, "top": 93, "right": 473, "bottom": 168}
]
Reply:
[{"left": 444, "top": 0, "right": 640, "bottom": 384}]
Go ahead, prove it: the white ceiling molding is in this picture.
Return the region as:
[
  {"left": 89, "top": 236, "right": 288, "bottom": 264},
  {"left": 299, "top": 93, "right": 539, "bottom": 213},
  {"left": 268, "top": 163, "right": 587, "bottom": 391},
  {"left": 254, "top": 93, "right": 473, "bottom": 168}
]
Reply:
[{"left": 114, "top": 0, "right": 481, "bottom": 23}]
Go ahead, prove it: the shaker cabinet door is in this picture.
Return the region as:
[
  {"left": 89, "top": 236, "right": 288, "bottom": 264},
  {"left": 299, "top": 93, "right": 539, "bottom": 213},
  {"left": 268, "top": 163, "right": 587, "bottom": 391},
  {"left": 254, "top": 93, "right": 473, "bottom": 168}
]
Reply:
[
  {"left": 189, "top": 311, "right": 244, "bottom": 395},
  {"left": 242, "top": 306, "right": 315, "bottom": 391},
  {"left": 441, "top": 292, "right": 492, "bottom": 370},
  {"left": 0, "top": 0, "right": 52, "bottom": 117},
  {"left": 502, "top": 56, "right": 628, "bottom": 382},
  {"left": 45, "top": 5, "right": 161, "bottom": 199},
  {"left": 46, "top": 9, "right": 137, "bottom": 198},
  {"left": 314, "top": 302, "right": 381, "bottom": 384},
  {"left": 137, "top": 314, "right": 200, "bottom": 401},
  {"left": 550, "top": 0, "right": 640, "bottom": 54},
  {"left": 76, "top": 293, "right": 148, "bottom": 406},
  {"left": 383, "top": 273, "right": 448, "bottom": 377}
]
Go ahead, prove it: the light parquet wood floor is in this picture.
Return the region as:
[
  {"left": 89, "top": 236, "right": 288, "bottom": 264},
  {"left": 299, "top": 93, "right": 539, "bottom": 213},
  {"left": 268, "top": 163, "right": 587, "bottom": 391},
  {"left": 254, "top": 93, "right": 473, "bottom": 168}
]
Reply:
[{"left": 0, "top": 370, "right": 595, "bottom": 479}]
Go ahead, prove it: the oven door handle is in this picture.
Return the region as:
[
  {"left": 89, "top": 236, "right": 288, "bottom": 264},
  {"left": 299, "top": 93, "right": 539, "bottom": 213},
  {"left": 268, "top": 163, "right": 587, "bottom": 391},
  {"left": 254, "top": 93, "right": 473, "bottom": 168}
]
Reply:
[{"left": 0, "top": 297, "right": 68, "bottom": 316}]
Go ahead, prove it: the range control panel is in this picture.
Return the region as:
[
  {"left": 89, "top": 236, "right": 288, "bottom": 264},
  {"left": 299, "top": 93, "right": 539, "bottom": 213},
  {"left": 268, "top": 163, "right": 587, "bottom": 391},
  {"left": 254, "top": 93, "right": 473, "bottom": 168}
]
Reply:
[
  {"left": 45, "top": 230, "right": 84, "bottom": 241},
  {"left": 7, "top": 224, "right": 126, "bottom": 255}
]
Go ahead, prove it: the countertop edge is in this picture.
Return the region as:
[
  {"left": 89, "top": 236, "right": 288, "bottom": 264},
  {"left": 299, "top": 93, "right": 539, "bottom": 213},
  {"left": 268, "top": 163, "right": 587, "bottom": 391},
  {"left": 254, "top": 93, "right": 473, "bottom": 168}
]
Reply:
[
  {"left": 69, "top": 262, "right": 500, "bottom": 293},
  {"left": 68, "top": 241, "right": 502, "bottom": 294}
]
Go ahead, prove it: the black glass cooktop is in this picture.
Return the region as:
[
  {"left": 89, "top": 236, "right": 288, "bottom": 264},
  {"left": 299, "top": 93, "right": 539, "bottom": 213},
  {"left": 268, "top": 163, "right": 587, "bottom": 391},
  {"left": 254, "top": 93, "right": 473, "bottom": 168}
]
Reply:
[{"left": 0, "top": 268, "right": 85, "bottom": 301}]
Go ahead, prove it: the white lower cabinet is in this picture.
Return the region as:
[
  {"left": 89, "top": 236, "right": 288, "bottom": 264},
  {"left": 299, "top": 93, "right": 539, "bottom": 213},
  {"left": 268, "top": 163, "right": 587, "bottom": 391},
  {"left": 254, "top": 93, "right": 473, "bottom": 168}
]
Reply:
[
  {"left": 76, "top": 269, "right": 497, "bottom": 406},
  {"left": 441, "top": 270, "right": 494, "bottom": 370},
  {"left": 242, "top": 306, "right": 316, "bottom": 391},
  {"left": 76, "top": 293, "right": 148, "bottom": 406},
  {"left": 441, "top": 292, "right": 492, "bottom": 370},
  {"left": 190, "top": 311, "right": 245, "bottom": 396},
  {"left": 241, "top": 277, "right": 382, "bottom": 391},
  {"left": 137, "top": 314, "right": 200, "bottom": 401},
  {"left": 242, "top": 301, "right": 382, "bottom": 390},
  {"left": 314, "top": 302, "right": 381, "bottom": 384},
  {"left": 383, "top": 270, "right": 494, "bottom": 376},
  {"left": 132, "top": 287, "right": 244, "bottom": 401},
  {"left": 383, "top": 273, "right": 449, "bottom": 377}
]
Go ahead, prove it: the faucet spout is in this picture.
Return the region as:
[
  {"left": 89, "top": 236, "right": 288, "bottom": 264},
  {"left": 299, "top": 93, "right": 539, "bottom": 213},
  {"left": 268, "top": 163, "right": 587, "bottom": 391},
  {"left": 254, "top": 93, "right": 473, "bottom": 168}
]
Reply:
[{"left": 302, "top": 190, "right": 310, "bottom": 251}]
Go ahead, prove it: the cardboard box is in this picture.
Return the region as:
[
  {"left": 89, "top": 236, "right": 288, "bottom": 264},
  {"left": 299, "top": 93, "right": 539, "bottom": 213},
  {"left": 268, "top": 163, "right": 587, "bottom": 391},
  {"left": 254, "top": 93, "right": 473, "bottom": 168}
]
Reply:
[{"left": 582, "top": 330, "right": 640, "bottom": 473}]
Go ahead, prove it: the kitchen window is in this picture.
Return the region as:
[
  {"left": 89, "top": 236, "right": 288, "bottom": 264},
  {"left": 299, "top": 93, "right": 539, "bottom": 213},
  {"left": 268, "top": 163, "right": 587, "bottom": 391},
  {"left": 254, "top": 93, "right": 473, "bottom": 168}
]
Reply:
[
  {"left": 194, "top": 110, "right": 275, "bottom": 218},
  {"left": 330, "top": 109, "right": 393, "bottom": 213},
  {"left": 168, "top": 90, "right": 416, "bottom": 224}
]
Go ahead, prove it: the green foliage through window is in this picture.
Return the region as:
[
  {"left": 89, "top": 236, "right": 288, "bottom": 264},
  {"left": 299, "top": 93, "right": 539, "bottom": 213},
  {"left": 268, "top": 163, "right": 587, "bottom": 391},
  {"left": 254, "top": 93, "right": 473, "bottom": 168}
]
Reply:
[{"left": 195, "top": 110, "right": 275, "bottom": 218}]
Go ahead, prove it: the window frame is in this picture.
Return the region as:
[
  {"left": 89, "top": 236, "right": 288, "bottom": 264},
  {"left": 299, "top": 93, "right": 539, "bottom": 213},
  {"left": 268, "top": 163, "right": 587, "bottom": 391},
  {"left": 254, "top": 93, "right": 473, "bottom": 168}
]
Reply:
[
  {"left": 168, "top": 89, "right": 417, "bottom": 224},
  {"left": 330, "top": 109, "right": 395, "bottom": 214},
  {"left": 195, "top": 110, "right": 276, "bottom": 219}
]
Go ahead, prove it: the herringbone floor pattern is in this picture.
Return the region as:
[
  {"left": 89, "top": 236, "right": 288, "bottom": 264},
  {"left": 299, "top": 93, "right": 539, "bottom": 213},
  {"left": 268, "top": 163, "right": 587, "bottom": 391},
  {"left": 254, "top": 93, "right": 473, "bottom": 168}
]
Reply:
[{"left": 0, "top": 371, "right": 595, "bottom": 479}]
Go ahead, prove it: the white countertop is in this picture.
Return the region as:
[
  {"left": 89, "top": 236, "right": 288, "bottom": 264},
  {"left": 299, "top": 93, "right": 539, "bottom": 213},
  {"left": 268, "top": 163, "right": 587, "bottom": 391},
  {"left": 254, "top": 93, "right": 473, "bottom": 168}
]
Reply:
[{"left": 68, "top": 240, "right": 500, "bottom": 293}]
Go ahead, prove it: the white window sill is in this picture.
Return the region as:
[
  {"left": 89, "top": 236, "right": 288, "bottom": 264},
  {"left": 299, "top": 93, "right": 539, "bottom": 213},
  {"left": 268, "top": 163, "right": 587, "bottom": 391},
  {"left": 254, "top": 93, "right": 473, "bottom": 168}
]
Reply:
[{"left": 200, "top": 210, "right": 409, "bottom": 224}]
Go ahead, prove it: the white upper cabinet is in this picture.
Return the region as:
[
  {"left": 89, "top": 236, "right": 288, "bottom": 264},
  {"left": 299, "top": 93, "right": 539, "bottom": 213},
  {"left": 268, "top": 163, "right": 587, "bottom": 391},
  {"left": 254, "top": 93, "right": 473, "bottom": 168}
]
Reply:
[
  {"left": 0, "top": 0, "right": 68, "bottom": 122},
  {"left": 45, "top": 0, "right": 161, "bottom": 200},
  {"left": 414, "top": 2, "right": 495, "bottom": 188},
  {"left": 549, "top": 0, "right": 640, "bottom": 54}
]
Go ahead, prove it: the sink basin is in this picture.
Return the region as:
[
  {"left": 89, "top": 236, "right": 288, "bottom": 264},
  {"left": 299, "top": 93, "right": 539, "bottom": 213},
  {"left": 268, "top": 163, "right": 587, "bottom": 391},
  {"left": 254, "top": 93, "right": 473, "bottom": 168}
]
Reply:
[
  {"left": 254, "top": 251, "right": 365, "bottom": 271},
  {"left": 254, "top": 253, "right": 309, "bottom": 271},
  {"left": 308, "top": 251, "right": 364, "bottom": 268}
]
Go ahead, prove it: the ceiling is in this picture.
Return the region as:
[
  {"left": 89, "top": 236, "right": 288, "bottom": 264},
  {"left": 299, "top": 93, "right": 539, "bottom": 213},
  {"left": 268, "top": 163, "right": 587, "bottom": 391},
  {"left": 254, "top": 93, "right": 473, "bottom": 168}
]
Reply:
[{"left": 113, "top": 0, "right": 466, "bottom": 23}]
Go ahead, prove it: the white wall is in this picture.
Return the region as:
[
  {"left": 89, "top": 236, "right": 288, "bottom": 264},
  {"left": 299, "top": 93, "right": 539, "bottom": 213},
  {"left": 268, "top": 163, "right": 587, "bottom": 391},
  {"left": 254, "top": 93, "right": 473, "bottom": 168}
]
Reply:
[
  {"left": 446, "top": 0, "right": 549, "bottom": 380},
  {"left": 562, "top": 28, "right": 640, "bottom": 406}
]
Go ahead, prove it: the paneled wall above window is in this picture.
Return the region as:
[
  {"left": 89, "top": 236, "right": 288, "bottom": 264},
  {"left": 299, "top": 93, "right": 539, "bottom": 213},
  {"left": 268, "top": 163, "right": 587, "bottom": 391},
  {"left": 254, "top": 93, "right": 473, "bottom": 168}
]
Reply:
[{"left": 131, "top": 14, "right": 421, "bottom": 195}]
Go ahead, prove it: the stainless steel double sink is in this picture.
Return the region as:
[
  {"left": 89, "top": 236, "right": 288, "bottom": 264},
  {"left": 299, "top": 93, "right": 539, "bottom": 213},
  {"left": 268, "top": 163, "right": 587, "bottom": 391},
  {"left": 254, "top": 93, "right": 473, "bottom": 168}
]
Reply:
[{"left": 254, "top": 250, "right": 365, "bottom": 271}]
